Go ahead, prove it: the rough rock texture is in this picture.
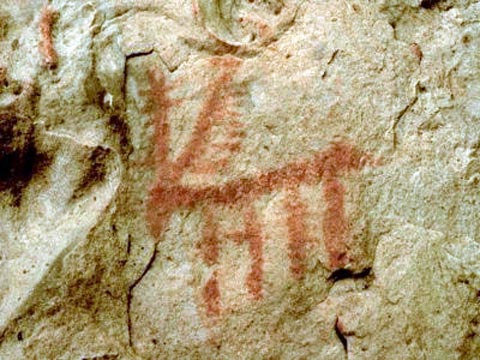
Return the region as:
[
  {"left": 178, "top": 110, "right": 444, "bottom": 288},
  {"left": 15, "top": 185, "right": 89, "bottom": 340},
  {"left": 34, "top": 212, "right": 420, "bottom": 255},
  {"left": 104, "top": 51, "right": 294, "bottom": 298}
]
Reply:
[{"left": 0, "top": 0, "right": 479, "bottom": 359}]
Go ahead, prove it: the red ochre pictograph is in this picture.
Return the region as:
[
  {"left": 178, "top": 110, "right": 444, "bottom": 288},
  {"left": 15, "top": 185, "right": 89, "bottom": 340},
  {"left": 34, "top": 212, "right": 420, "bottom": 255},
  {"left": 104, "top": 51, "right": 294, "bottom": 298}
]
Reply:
[
  {"left": 146, "top": 56, "right": 374, "bottom": 317},
  {"left": 39, "top": 6, "right": 58, "bottom": 69}
]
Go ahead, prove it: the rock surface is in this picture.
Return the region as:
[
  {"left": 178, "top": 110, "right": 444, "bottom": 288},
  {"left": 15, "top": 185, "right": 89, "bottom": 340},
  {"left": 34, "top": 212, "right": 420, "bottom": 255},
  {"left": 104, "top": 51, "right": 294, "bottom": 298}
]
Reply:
[{"left": 0, "top": 0, "right": 479, "bottom": 358}]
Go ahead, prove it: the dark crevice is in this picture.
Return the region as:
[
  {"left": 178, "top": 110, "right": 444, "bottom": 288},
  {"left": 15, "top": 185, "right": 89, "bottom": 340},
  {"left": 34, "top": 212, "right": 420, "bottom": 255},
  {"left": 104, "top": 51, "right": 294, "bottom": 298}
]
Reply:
[
  {"left": 327, "top": 49, "right": 340, "bottom": 65},
  {"left": 420, "top": 0, "right": 441, "bottom": 9},
  {"left": 322, "top": 49, "right": 340, "bottom": 78},
  {"left": 335, "top": 318, "right": 348, "bottom": 352},
  {"left": 122, "top": 47, "right": 158, "bottom": 350},
  {"left": 389, "top": 20, "right": 398, "bottom": 40},
  {"left": 127, "top": 245, "right": 157, "bottom": 347},
  {"left": 126, "top": 49, "right": 154, "bottom": 60},
  {"left": 328, "top": 267, "right": 371, "bottom": 282},
  {"left": 123, "top": 50, "right": 153, "bottom": 94},
  {"left": 392, "top": 93, "right": 418, "bottom": 150},
  {"left": 81, "top": 355, "right": 119, "bottom": 360},
  {"left": 126, "top": 234, "right": 131, "bottom": 256},
  {"left": 122, "top": 49, "right": 154, "bottom": 104}
]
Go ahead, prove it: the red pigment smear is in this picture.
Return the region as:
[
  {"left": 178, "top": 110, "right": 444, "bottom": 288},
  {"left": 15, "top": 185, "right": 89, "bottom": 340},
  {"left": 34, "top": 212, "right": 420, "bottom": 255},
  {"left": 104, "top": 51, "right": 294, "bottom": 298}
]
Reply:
[
  {"left": 192, "top": 0, "right": 200, "bottom": 17},
  {"left": 200, "top": 205, "right": 264, "bottom": 304},
  {"left": 170, "top": 57, "right": 242, "bottom": 179},
  {"left": 321, "top": 142, "right": 364, "bottom": 269},
  {"left": 322, "top": 177, "right": 349, "bottom": 269},
  {"left": 145, "top": 68, "right": 176, "bottom": 239},
  {"left": 146, "top": 57, "right": 242, "bottom": 238},
  {"left": 203, "top": 272, "right": 221, "bottom": 317},
  {"left": 285, "top": 186, "right": 309, "bottom": 280},
  {"left": 243, "top": 205, "right": 264, "bottom": 300},
  {"left": 410, "top": 42, "right": 423, "bottom": 63},
  {"left": 39, "top": 6, "right": 58, "bottom": 69},
  {"left": 149, "top": 142, "right": 364, "bottom": 211},
  {"left": 147, "top": 69, "right": 175, "bottom": 180},
  {"left": 198, "top": 206, "right": 219, "bottom": 266},
  {"left": 191, "top": 119, "right": 245, "bottom": 175},
  {"left": 192, "top": 159, "right": 228, "bottom": 175},
  {"left": 148, "top": 141, "right": 367, "bottom": 270},
  {"left": 146, "top": 59, "right": 374, "bottom": 311}
]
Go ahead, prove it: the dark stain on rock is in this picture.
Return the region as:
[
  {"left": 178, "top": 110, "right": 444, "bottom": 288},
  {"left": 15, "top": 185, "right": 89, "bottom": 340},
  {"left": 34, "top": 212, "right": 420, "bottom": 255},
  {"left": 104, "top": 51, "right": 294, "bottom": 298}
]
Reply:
[
  {"left": 108, "top": 114, "right": 131, "bottom": 155},
  {"left": 0, "top": 67, "right": 7, "bottom": 87},
  {"left": 0, "top": 112, "right": 50, "bottom": 206},
  {"left": 83, "top": 66, "right": 105, "bottom": 110},
  {"left": 72, "top": 146, "right": 110, "bottom": 200},
  {"left": 0, "top": 14, "right": 10, "bottom": 39}
]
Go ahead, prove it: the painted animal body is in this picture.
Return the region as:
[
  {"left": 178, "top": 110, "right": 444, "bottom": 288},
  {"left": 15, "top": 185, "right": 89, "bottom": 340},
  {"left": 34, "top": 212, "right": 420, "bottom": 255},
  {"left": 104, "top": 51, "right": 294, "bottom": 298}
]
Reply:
[{"left": 146, "top": 57, "right": 372, "bottom": 316}]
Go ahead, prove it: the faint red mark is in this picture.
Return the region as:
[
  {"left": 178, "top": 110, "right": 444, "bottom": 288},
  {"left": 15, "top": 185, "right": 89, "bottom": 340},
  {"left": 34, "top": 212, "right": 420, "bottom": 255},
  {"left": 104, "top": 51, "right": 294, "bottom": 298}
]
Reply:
[
  {"left": 254, "top": 21, "right": 273, "bottom": 43},
  {"left": 146, "top": 57, "right": 242, "bottom": 240},
  {"left": 243, "top": 205, "right": 264, "bottom": 300},
  {"left": 192, "top": 0, "right": 200, "bottom": 18},
  {"left": 285, "top": 186, "right": 309, "bottom": 280},
  {"left": 203, "top": 271, "right": 221, "bottom": 317},
  {"left": 199, "top": 203, "right": 264, "bottom": 307},
  {"left": 39, "top": 6, "right": 58, "bottom": 69},
  {"left": 149, "top": 142, "right": 368, "bottom": 219},
  {"left": 147, "top": 57, "right": 244, "bottom": 316},
  {"left": 198, "top": 206, "right": 219, "bottom": 266},
  {"left": 170, "top": 59, "right": 240, "bottom": 178},
  {"left": 190, "top": 119, "right": 245, "bottom": 175},
  {"left": 323, "top": 175, "right": 349, "bottom": 268},
  {"left": 321, "top": 144, "right": 364, "bottom": 268},
  {"left": 146, "top": 57, "right": 375, "bottom": 317},
  {"left": 238, "top": 14, "right": 273, "bottom": 43},
  {"left": 410, "top": 43, "right": 423, "bottom": 63}
]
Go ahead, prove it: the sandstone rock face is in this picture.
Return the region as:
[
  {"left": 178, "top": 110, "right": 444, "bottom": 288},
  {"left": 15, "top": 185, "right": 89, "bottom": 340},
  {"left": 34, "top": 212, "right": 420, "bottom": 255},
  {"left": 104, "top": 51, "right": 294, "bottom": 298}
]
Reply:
[{"left": 0, "top": 0, "right": 479, "bottom": 358}]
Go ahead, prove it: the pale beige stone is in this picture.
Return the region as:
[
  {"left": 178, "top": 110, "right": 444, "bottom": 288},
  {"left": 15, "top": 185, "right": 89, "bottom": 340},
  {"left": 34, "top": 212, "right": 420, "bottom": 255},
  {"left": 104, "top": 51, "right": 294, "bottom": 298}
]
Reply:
[{"left": 0, "top": 0, "right": 478, "bottom": 359}]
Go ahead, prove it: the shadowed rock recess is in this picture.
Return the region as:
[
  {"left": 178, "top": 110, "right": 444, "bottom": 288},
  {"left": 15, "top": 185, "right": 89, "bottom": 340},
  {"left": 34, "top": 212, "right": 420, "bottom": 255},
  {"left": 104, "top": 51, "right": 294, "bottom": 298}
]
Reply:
[{"left": 0, "top": 0, "right": 479, "bottom": 358}]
